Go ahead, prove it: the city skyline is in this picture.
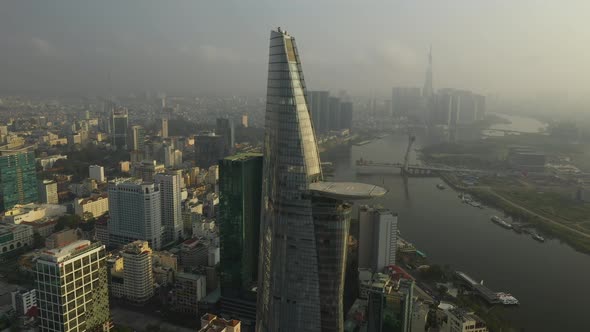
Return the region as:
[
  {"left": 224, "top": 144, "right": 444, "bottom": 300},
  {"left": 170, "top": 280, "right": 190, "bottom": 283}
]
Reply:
[{"left": 2, "top": 1, "right": 590, "bottom": 101}]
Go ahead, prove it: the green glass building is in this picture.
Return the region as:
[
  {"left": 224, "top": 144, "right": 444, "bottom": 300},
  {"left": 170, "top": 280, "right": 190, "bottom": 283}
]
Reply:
[
  {"left": 219, "top": 153, "right": 263, "bottom": 298},
  {"left": 0, "top": 151, "right": 38, "bottom": 212}
]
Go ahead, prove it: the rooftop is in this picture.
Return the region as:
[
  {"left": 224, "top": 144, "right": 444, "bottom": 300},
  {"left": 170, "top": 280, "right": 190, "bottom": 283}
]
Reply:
[
  {"left": 309, "top": 181, "right": 387, "bottom": 200},
  {"left": 223, "top": 152, "right": 263, "bottom": 161}
]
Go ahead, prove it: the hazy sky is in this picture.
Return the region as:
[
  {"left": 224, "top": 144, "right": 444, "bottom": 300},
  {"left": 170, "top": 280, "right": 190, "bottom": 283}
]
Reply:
[{"left": 2, "top": 0, "right": 590, "bottom": 99}]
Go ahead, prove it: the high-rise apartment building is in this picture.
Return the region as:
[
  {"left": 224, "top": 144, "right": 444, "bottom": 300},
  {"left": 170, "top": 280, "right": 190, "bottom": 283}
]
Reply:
[
  {"left": 0, "top": 151, "right": 38, "bottom": 212},
  {"left": 358, "top": 206, "right": 398, "bottom": 273},
  {"left": 155, "top": 170, "right": 183, "bottom": 244},
  {"left": 241, "top": 114, "right": 249, "bottom": 128},
  {"left": 256, "top": 29, "right": 386, "bottom": 332},
  {"left": 108, "top": 179, "right": 162, "bottom": 249},
  {"left": 89, "top": 165, "right": 105, "bottom": 183},
  {"left": 216, "top": 118, "right": 235, "bottom": 156},
  {"left": 39, "top": 179, "right": 58, "bottom": 204},
  {"left": 122, "top": 240, "right": 154, "bottom": 304},
  {"left": 219, "top": 153, "right": 263, "bottom": 299},
  {"left": 111, "top": 107, "right": 128, "bottom": 150},
  {"left": 36, "top": 240, "right": 110, "bottom": 332}
]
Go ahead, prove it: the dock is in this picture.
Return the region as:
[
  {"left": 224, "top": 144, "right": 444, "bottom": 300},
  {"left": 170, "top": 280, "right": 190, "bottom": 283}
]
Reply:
[{"left": 455, "top": 271, "right": 518, "bottom": 305}]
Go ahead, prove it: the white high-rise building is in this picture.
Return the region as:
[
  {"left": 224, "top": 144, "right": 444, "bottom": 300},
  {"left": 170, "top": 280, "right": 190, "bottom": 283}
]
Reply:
[
  {"left": 108, "top": 178, "right": 162, "bottom": 249},
  {"left": 36, "top": 240, "right": 110, "bottom": 332},
  {"left": 358, "top": 205, "right": 398, "bottom": 273},
  {"left": 155, "top": 171, "right": 183, "bottom": 244},
  {"left": 39, "top": 179, "right": 58, "bottom": 204},
  {"left": 89, "top": 165, "right": 105, "bottom": 182},
  {"left": 122, "top": 240, "right": 154, "bottom": 304}
]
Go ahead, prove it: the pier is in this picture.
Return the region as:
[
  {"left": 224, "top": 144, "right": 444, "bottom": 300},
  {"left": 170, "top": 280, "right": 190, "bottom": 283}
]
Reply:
[{"left": 455, "top": 271, "right": 518, "bottom": 305}]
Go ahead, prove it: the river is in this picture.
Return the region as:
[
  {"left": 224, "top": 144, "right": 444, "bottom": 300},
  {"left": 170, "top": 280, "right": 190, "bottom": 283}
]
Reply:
[{"left": 323, "top": 115, "right": 588, "bottom": 332}]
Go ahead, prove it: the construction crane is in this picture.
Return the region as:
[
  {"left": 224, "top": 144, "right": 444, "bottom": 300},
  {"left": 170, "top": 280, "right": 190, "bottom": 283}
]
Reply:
[{"left": 402, "top": 133, "right": 416, "bottom": 175}]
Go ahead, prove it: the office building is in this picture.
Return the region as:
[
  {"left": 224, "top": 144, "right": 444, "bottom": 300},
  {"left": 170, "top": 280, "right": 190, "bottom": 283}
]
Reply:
[
  {"left": 216, "top": 118, "right": 235, "bottom": 156},
  {"left": 155, "top": 171, "right": 183, "bottom": 244},
  {"left": 108, "top": 178, "right": 162, "bottom": 249},
  {"left": 195, "top": 133, "right": 226, "bottom": 168},
  {"left": 11, "top": 288, "right": 36, "bottom": 317},
  {"left": 36, "top": 240, "right": 110, "bottom": 332},
  {"left": 446, "top": 308, "right": 489, "bottom": 332},
  {"left": 173, "top": 272, "right": 207, "bottom": 315},
  {"left": 219, "top": 153, "right": 263, "bottom": 299},
  {"left": 129, "top": 125, "right": 145, "bottom": 153},
  {"left": 89, "top": 165, "right": 105, "bottom": 183},
  {"left": 328, "top": 96, "right": 341, "bottom": 131},
  {"left": 256, "top": 29, "right": 387, "bottom": 332},
  {"left": 367, "top": 278, "right": 414, "bottom": 332},
  {"left": 0, "top": 151, "right": 38, "bottom": 212},
  {"left": 308, "top": 90, "right": 330, "bottom": 133},
  {"left": 122, "top": 240, "right": 154, "bottom": 304},
  {"left": 241, "top": 114, "right": 249, "bottom": 128},
  {"left": 0, "top": 223, "right": 33, "bottom": 256},
  {"left": 133, "top": 160, "right": 165, "bottom": 182},
  {"left": 339, "top": 101, "right": 353, "bottom": 131},
  {"left": 39, "top": 179, "right": 58, "bottom": 204},
  {"left": 358, "top": 206, "right": 398, "bottom": 273},
  {"left": 161, "top": 117, "right": 169, "bottom": 138},
  {"left": 111, "top": 107, "right": 128, "bottom": 150}
]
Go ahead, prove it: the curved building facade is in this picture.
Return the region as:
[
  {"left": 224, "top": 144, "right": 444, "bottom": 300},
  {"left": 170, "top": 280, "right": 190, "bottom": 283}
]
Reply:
[{"left": 256, "top": 29, "right": 386, "bottom": 332}]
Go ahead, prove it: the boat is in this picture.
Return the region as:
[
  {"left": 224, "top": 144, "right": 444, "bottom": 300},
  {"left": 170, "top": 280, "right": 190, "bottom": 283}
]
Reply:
[
  {"left": 354, "top": 140, "right": 372, "bottom": 146},
  {"left": 460, "top": 193, "right": 473, "bottom": 203},
  {"left": 532, "top": 233, "right": 545, "bottom": 242},
  {"left": 468, "top": 201, "right": 482, "bottom": 208},
  {"left": 496, "top": 292, "right": 519, "bottom": 305},
  {"left": 491, "top": 216, "right": 512, "bottom": 229},
  {"left": 436, "top": 183, "right": 446, "bottom": 190}
]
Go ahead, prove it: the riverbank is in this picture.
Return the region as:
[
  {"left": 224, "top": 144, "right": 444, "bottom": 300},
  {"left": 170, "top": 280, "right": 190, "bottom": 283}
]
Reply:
[{"left": 440, "top": 173, "right": 590, "bottom": 254}]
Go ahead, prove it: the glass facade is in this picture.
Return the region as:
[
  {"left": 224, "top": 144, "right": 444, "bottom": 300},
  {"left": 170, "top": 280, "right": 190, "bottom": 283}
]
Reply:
[
  {"left": 0, "top": 151, "right": 38, "bottom": 212},
  {"left": 257, "top": 29, "right": 387, "bottom": 332},
  {"left": 36, "top": 242, "right": 110, "bottom": 332},
  {"left": 257, "top": 29, "right": 324, "bottom": 332},
  {"left": 219, "top": 153, "right": 263, "bottom": 299}
]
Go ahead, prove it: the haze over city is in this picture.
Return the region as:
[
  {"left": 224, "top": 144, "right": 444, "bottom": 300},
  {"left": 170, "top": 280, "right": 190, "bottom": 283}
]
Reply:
[
  {"left": 2, "top": 0, "right": 590, "bottom": 101},
  {"left": 0, "top": 2, "right": 589, "bottom": 332}
]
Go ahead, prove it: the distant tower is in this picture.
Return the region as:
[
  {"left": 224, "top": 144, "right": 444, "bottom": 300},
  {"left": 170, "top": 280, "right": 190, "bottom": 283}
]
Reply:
[
  {"left": 423, "top": 46, "right": 434, "bottom": 98},
  {"left": 161, "top": 117, "right": 169, "bottom": 138}
]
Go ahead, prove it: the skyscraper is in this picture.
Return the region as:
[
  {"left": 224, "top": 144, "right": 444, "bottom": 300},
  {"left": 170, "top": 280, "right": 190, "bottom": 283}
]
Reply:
[
  {"left": 129, "top": 125, "right": 145, "bottom": 152},
  {"left": 423, "top": 46, "right": 434, "bottom": 98},
  {"left": 155, "top": 170, "right": 183, "bottom": 244},
  {"left": 328, "top": 96, "right": 341, "bottom": 131},
  {"left": 358, "top": 206, "right": 398, "bottom": 273},
  {"left": 108, "top": 178, "right": 162, "bottom": 249},
  {"left": 219, "top": 153, "right": 263, "bottom": 298},
  {"left": 36, "top": 240, "right": 110, "bottom": 332},
  {"left": 339, "top": 101, "right": 353, "bottom": 131},
  {"left": 216, "top": 118, "right": 235, "bottom": 156},
  {"left": 161, "top": 117, "right": 169, "bottom": 138},
  {"left": 0, "top": 151, "right": 38, "bottom": 212},
  {"left": 194, "top": 132, "right": 226, "bottom": 169},
  {"left": 111, "top": 107, "right": 128, "bottom": 150},
  {"left": 308, "top": 90, "right": 330, "bottom": 134},
  {"left": 256, "top": 28, "right": 386, "bottom": 332}
]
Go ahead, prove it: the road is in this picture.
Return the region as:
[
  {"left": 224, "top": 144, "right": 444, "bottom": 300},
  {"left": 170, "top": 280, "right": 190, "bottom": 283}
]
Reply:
[{"left": 111, "top": 307, "right": 196, "bottom": 332}]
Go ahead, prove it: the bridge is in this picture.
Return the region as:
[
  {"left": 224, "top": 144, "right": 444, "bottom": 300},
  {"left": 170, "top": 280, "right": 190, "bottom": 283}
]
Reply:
[{"left": 356, "top": 160, "right": 488, "bottom": 176}]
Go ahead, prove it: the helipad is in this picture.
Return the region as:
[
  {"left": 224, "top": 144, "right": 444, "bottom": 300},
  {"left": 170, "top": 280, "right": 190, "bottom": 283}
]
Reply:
[{"left": 309, "top": 181, "right": 387, "bottom": 200}]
